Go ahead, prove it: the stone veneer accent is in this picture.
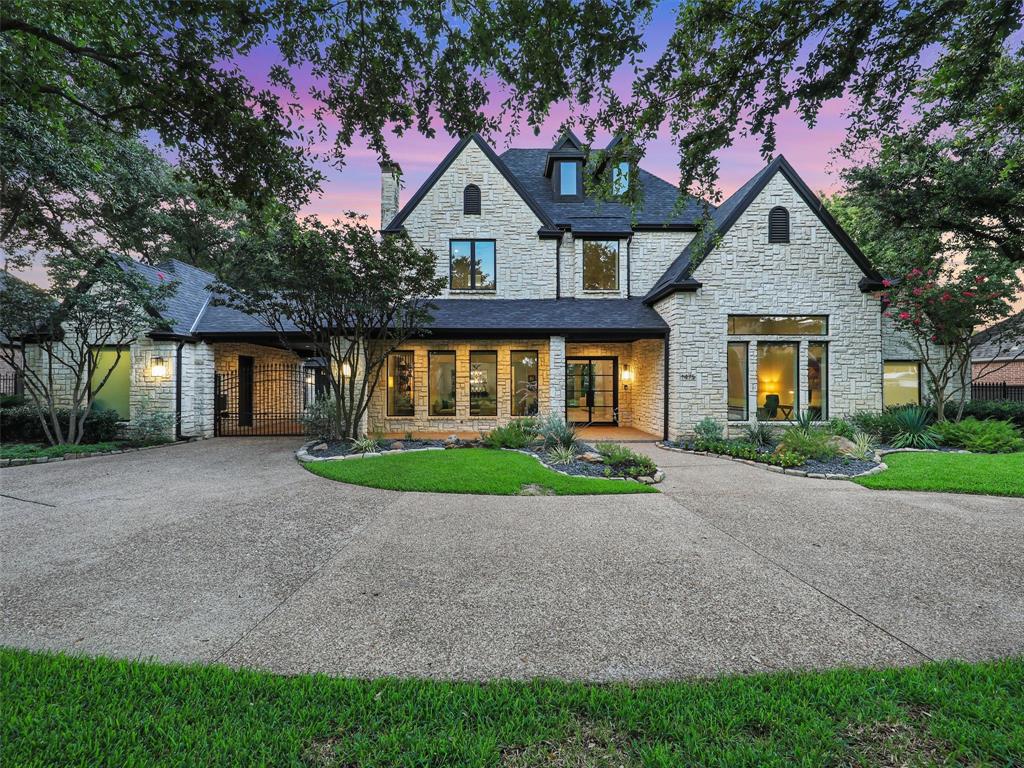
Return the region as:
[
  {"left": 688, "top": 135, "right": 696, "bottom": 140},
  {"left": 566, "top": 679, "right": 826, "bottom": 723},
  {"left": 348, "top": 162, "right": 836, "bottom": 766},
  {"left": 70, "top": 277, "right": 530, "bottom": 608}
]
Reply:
[
  {"left": 656, "top": 172, "right": 884, "bottom": 438},
  {"left": 629, "top": 230, "right": 697, "bottom": 298},
  {"left": 563, "top": 340, "right": 664, "bottom": 435},
  {"left": 366, "top": 340, "right": 552, "bottom": 434},
  {"left": 399, "top": 141, "right": 558, "bottom": 299}
]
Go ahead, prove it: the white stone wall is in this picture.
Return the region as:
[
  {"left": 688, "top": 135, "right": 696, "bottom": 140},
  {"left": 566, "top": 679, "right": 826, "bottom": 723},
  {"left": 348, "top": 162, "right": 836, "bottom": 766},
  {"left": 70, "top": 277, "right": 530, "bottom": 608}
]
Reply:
[
  {"left": 881, "top": 314, "right": 967, "bottom": 403},
  {"left": 181, "top": 342, "right": 215, "bottom": 438},
  {"left": 130, "top": 337, "right": 179, "bottom": 440},
  {"left": 399, "top": 141, "right": 558, "bottom": 299},
  {"left": 366, "top": 340, "right": 552, "bottom": 434},
  {"left": 629, "top": 230, "right": 697, "bottom": 297},
  {"left": 656, "top": 171, "right": 884, "bottom": 438},
  {"left": 548, "top": 336, "right": 565, "bottom": 420}
]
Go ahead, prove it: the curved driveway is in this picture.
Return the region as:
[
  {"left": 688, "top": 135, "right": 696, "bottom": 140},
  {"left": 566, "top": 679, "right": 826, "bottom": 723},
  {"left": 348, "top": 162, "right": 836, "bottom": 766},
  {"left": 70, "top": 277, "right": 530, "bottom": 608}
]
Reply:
[{"left": 1, "top": 438, "right": 1021, "bottom": 680}]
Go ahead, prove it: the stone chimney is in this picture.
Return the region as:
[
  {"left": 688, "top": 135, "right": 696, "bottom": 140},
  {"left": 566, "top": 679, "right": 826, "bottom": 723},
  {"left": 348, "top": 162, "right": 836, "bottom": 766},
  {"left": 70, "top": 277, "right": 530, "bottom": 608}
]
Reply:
[{"left": 379, "top": 160, "right": 402, "bottom": 230}]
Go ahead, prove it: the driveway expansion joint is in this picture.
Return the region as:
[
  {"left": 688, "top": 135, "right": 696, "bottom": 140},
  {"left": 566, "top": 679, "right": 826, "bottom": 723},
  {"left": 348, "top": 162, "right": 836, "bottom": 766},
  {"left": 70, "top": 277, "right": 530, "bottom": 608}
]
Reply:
[
  {"left": 661, "top": 490, "right": 935, "bottom": 663},
  {"left": 0, "top": 492, "right": 57, "bottom": 508}
]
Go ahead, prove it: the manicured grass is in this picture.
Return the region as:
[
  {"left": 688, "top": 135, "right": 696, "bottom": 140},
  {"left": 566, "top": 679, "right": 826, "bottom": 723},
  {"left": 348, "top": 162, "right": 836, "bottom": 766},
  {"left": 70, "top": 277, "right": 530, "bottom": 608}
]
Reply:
[
  {"left": 855, "top": 451, "right": 1024, "bottom": 497},
  {"left": 303, "top": 447, "right": 657, "bottom": 495},
  {"left": 2, "top": 648, "right": 1022, "bottom": 767},
  {"left": 0, "top": 441, "right": 123, "bottom": 459}
]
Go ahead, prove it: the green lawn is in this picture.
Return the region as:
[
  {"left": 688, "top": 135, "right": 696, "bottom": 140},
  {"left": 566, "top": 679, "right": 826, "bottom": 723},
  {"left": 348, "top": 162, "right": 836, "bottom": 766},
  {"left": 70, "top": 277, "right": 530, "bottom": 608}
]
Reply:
[
  {"left": 855, "top": 451, "right": 1024, "bottom": 497},
  {"left": 303, "top": 447, "right": 657, "bottom": 495},
  {"left": 2, "top": 649, "right": 1022, "bottom": 767},
  {"left": 0, "top": 441, "right": 123, "bottom": 459}
]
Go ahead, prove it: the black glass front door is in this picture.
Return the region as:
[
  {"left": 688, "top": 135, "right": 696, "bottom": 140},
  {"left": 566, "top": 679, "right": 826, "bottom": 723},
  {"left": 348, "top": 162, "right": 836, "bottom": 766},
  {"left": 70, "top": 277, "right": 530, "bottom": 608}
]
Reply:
[{"left": 565, "top": 357, "right": 617, "bottom": 425}]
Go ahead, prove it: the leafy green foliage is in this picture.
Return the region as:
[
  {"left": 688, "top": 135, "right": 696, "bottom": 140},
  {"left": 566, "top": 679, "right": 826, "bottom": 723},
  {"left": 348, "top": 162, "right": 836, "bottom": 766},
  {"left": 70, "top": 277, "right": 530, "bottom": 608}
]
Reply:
[
  {"left": 218, "top": 215, "right": 444, "bottom": 441},
  {"left": 300, "top": 398, "right": 344, "bottom": 442},
  {"left": 125, "top": 395, "right": 175, "bottom": 445},
  {"left": 595, "top": 443, "right": 658, "bottom": 476},
  {"left": 827, "top": 418, "right": 856, "bottom": 440},
  {"left": 953, "top": 400, "right": 1024, "bottom": 430},
  {"left": 889, "top": 407, "right": 940, "bottom": 450},
  {"left": 535, "top": 413, "right": 578, "bottom": 451},
  {"left": 305, "top": 448, "right": 656, "bottom": 496},
  {"left": 350, "top": 436, "right": 381, "bottom": 454},
  {"left": 933, "top": 418, "right": 1024, "bottom": 454},
  {"left": 686, "top": 437, "right": 806, "bottom": 468},
  {"left": 780, "top": 428, "right": 839, "bottom": 461},
  {"left": 853, "top": 408, "right": 929, "bottom": 444},
  {"left": 743, "top": 419, "right": 775, "bottom": 448},
  {"left": 857, "top": 452, "right": 1024, "bottom": 497},
  {"left": 851, "top": 432, "right": 876, "bottom": 461},
  {"left": 482, "top": 419, "right": 538, "bottom": 449},
  {"left": 0, "top": 441, "right": 123, "bottom": 460},
  {"left": 546, "top": 444, "right": 578, "bottom": 466},
  {"left": 0, "top": 405, "right": 120, "bottom": 444},
  {"left": 693, "top": 416, "right": 724, "bottom": 443}
]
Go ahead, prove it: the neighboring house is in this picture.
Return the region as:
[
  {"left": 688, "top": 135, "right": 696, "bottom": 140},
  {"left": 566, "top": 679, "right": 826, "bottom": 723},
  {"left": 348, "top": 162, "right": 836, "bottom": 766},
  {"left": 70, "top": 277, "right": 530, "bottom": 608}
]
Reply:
[
  {"left": 0, "top": 272, "right": 30, "bottom": 394},
  {"left": 972, "top": 312, "right": 1024, "bottom": 389},
  {"left": 16, "top": 132, "right": 953, "bottom": 440}
]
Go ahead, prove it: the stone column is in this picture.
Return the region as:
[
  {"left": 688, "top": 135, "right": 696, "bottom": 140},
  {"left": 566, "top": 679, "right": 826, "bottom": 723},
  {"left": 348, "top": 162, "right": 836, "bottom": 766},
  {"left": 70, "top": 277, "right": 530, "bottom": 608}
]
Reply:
[{"left": 548, "top": 335, "right": 566, "bottom": 420}]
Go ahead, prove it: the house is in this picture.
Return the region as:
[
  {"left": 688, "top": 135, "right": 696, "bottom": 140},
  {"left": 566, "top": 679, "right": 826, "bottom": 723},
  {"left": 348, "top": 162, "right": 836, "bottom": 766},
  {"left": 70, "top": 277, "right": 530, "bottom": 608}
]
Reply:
[
  {"left": 971, "top": 312, "right": 1024, "bottom": 391},
  {"left": 13, "top": 132, "right": 950, "bottom": 441}
]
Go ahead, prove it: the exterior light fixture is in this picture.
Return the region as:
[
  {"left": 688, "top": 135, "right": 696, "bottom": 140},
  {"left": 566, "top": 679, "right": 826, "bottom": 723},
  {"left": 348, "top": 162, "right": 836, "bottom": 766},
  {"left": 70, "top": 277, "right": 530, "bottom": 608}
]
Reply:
[
  {"left": 621, "top": 364, "right": 633, "bottom": 383},
  {"left": 151, "top": 356, "right": 168, "bottom": 378},
  {"left": 341, "top": 362, "right": 353, "bottom": 378}
]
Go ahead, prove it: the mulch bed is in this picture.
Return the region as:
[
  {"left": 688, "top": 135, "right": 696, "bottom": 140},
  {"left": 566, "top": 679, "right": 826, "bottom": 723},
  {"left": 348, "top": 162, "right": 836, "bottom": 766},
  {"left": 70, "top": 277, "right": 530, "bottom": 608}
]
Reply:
[{"left": 307, "top": 438, "right": 444, "bottom": 458}]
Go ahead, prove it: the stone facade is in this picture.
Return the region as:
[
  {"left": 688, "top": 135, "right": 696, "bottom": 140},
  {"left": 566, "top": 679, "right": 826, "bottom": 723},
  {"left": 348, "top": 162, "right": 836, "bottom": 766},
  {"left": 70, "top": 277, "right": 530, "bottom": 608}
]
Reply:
[
  {"left": 399, "top": 141, "right": 559, "bottom": 299},
  {"left": 563, "top": 341, "right": 663, "bottom": 435},
  {"left": 656, "top": 172, "right": 884, "bottom": 438},
  {"left": 629, "top": 230, "right": 697, "bottom": 297}
]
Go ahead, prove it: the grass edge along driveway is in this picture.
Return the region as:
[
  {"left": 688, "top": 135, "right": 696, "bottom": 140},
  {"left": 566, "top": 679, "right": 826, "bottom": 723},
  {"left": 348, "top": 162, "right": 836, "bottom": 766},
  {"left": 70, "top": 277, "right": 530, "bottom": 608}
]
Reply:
[
  {"left": 302, "top": 447, "right": 658, "bottom": 495},
  {"left": 855, "top": 451, "right": 1024, "bottom": 497},
  {"left": 2, "top": 648, "right": 1022, "bottom": 767}
]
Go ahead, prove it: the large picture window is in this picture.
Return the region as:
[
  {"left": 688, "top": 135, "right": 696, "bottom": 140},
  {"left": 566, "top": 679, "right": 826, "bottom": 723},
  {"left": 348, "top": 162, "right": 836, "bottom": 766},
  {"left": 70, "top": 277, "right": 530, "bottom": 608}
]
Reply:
[
  {"left": 727, "top": 342, "right": 748, "bottom": 421},
  {"left": 429, "top": 351, "right": 456, "bottom": 416},
  {"left": 90, "top": 346, "right": 130, "bottom": 419},
  {"left": 808, "top": 342, "right": 828, "bottom": 420},
  {"left": 511, "top": 350, "right": 539, "bottom": 416},
  {"left": 883, "top": 362, "right": 921, "bottom": 407},
  {"left": 757, "top": 342, "right": 798, "bottom": 421},
  {"left": 450, "top": 240, "right": 495, "bottom": 291},
  {"left": 387, "top": 351, "right": 415, "bottom": 416},
  {"left": 469, "top": 351, "right": 497, "bottom": 416},
  {"left": 582, "top": 240, "right": 619, "bottom": 291},
  {"left": 728, "top": 315, "right": 827, "bottom": 335}
]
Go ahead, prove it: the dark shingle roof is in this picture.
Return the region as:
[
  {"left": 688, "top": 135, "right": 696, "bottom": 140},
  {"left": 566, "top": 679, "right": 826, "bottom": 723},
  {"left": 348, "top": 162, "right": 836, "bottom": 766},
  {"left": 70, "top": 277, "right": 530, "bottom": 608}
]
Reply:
[
  {"left": 194, "top": 298, "right": 301, "bottom": 335},
  {"left": 499, "top": 148, "right": 706, "bottom": 229},
  {"left": 972, "top": 312, "right": 1024, "bottom": 361},
  {"left": 119, "top": 258, "right": 217, "bottom": 336},
  {"left": 424, "top": 298, "right": 667, "bottom": 336}
]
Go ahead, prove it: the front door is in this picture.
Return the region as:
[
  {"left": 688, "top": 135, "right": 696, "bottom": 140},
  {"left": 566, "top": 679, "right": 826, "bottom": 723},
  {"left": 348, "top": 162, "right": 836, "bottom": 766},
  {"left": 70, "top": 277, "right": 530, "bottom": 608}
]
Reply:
[{"left": 565, "top": 357, "right": 617, "bottom": 425}]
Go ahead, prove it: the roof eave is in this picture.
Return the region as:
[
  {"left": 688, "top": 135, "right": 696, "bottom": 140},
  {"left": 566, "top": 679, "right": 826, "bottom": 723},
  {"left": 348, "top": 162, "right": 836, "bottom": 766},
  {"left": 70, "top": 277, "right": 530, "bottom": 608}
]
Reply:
[{"left": 643, "top": 279, "right": 703, "bottom": 305}]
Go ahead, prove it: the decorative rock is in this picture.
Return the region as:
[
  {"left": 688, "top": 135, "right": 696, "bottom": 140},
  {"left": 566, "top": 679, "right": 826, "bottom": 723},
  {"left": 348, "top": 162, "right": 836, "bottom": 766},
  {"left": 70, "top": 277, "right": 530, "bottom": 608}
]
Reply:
[
  {"left": 827, "top": 435, "right": 859, "bottom": 456},
  {"left": 653, "top": 470, "right": 666, "bottom": 483},
  {"left": 578, "top": 452, "right": 603, "bottom": 463},
  {"left": 390, "top": 441, "right": 404, "bottom": 450},
  {"left": 444, "top": 434, "right": 460, "bottom": 445},
  {"left": 766, "top": 465, "right": 783, "bottom": 473},
  {"left": 312, "top": 442, "right": 328, "bottom": 452},
  {"left": 807, "top": 472, "right": 827, "bottom": 479},
  {"left": 638, "top": 476, "right": 656, "bottom": 484}
]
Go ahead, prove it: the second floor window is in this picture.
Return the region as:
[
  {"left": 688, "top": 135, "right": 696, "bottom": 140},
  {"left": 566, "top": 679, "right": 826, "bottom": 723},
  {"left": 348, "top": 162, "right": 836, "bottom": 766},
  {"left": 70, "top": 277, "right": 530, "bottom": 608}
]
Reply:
[
  {"left": 582, "top": 240, "right": 619, "bottom": 291},
  {"left": 558, "top": 160, "right": 580, "bottom": 197},
  {"left": 612, "top": 161, "right": 630, "bottom": 195},
  {"left": 450, "top": 240, "right": 496, "bottom": 290}
]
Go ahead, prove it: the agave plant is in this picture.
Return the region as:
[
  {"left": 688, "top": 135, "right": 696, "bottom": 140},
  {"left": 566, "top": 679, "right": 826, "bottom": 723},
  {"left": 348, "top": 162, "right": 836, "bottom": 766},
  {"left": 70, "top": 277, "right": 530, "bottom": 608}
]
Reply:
[
  {"left": 350, "top": 435, "right": 381, "bottom": 454},
  {"left": 546, "top": 444, "right": 578, "bottom": 465},
  {"left": 743, "top": 419, "right": 775, "bottom": 448},
  {"left": 791, "top": 410, "right": 818, "bottom": 433},
  {"left": 851, "top": 431, "right": 876, "bottom": 460},
  {"left": 889, "top": 406, "right": 940, "bottom": 449}
]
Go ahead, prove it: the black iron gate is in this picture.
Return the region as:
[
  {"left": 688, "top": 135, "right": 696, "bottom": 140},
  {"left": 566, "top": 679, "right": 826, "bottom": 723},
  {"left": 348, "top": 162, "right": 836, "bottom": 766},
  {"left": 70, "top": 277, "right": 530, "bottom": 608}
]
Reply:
[{"left": 215, "top": 363, "right": 328, "bottom": 436}]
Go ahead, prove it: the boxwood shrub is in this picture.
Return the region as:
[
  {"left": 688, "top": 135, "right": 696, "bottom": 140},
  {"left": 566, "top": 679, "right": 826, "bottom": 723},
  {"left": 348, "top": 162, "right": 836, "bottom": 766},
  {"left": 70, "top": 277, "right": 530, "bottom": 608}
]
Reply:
[{"left": 0, "top": 405, "right": 121, "bottom": 444}]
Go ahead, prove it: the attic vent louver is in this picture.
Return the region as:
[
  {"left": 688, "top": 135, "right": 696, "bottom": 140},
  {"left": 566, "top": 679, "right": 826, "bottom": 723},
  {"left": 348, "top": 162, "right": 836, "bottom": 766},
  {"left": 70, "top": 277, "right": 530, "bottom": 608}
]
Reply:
[
  {"left": 768, "top": 206, "right": 790, "bottom": 243},
  {"left": 463, "top": 184, "right": 481, "bottom": 215}
]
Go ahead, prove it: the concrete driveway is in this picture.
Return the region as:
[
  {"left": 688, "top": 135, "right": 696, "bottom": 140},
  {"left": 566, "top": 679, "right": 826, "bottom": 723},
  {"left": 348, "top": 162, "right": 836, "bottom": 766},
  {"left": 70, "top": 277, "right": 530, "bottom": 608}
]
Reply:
[{"left": 1, "top": 438, "right": 1021, "bottom": 681}]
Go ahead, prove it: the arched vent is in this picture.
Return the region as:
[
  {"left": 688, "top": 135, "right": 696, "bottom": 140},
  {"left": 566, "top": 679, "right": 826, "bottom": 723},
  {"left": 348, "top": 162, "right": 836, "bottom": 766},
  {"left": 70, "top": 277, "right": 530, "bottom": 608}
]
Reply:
[
  {"left": 463, "top": 184, "right": 481, "bottom": 215},
  {"left": 768, "top": 206, "right": 790, "bottom": 243}
]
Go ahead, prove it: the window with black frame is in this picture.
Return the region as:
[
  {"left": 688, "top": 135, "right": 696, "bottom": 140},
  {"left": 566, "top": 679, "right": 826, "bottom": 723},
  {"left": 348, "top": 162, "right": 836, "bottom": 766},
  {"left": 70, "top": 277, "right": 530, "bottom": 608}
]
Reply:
[
  {"left": 387, "top": 351, "right": 415, "bottom": 416},
  {"left": 450, "top": 240, "right": 495, "bottom": 290},
  {"left": 429, "top": 351, "right": 456, "bottom": 416},
  {"left": 511, "top": 350, "right": 539, "bottom": 416},
  {"left": 469, "top": 351, "right": 497, "bottom": 416},
  {"left": 582, "top": 240, "right": 619, "bottom": 291}
]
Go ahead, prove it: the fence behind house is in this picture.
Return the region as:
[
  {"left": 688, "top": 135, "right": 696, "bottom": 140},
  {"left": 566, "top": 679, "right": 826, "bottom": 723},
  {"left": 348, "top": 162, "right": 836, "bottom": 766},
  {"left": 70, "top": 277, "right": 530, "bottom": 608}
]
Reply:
[
  {"left": 0, "top": 372, "right": 23, "bottom": 396},
  {"left": 971, "top": 382, "right": 1024, "bottom": 402}
]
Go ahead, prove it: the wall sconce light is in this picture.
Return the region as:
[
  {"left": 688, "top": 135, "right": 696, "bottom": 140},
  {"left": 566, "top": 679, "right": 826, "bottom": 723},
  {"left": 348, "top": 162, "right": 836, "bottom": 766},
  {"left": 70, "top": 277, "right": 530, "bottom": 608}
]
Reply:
[
  {"left": 341, "top": 362, "right": 353, "bottom": 378},
  {"left": 151, "top": 356, "right": 168, "bottom": 378},
  {"left": 621, "top": 364, "right": 633, "bottom": 383}
]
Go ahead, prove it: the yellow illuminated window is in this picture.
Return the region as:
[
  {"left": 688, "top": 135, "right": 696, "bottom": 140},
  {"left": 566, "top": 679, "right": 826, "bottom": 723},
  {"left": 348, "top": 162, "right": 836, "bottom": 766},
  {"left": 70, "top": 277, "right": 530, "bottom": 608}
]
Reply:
[{"left": 883, "top": 362, "right": 921, "bottom": 407}]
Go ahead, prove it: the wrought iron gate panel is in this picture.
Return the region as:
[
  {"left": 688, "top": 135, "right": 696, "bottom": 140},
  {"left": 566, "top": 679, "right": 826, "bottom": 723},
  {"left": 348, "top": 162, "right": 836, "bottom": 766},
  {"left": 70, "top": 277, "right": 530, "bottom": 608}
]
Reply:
[{"left": 214, "top": 363, "right": 327, "bottom": 436}]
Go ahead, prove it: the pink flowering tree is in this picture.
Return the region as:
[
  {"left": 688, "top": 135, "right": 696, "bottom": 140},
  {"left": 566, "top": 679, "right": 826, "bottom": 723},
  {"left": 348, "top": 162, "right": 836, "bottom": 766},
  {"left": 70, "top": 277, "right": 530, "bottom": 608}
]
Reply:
[{"left": 879, "top": 255, "right": 1021, "bottom": 421}]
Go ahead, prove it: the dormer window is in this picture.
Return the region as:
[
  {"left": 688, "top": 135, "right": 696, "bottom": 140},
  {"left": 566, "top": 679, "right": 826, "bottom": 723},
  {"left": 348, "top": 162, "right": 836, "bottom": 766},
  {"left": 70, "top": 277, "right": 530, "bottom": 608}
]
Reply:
[
  {"left": 768, "top": 206, "right": 790, "bottom": 243},
  {"left": 612, "top": 162, "right": 630, "bottom": 195},
  {"left": 557, "top": 160, "right": 581, "bottom": 198},
  {"left": 463, "top": 184, "right": 481, "bottom": 215}
]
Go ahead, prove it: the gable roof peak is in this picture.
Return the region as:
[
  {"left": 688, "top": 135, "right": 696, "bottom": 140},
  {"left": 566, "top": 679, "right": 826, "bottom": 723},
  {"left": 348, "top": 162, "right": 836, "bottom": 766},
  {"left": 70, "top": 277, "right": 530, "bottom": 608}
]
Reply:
[{"left": 552, "top": 129, "right": 584, "bottom": 152}]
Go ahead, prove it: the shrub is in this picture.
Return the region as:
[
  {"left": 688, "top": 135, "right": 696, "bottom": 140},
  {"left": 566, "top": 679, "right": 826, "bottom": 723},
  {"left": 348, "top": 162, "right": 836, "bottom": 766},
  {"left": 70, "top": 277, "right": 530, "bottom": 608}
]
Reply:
[
  {"left": 0, "top": 394, "right": 25, "bottom": 408},
  {"left": 779, "top": 427, "right": 838, "bottom": 461},
  {"left": 743, "top": 420, "right": 775, "bottom": 448},
  {"left": 546, "top": 444, "right": 577, "bottom": 465},
  {"left": 852, "top": 407, "right": 924, "bottom": 443},
  {"left": 535, "top": 413, "right": 577, "bottom": 450},
  {"left": 889, "top": 406, "right": 940, "bottom": 449},
  {"left": 792, "top": 411, "right": 817, "bottom": 433},
  {"left": 483, "top": 418, "right": 539, "bottom": 449},
  {"left": 126, "top": 395, "right": 175, "bottom": 445},
  {"left": 300, "top": 398, "right": 343, "bottom": 441},
  {"left": 596, "top": 442, "right": 658, "bottom": 476},
  {"left": 350, "top": 436, "right": 380, "bottom": 454},
  {"left": 0, "top": 404, "right": 121, "bottom": 444},
  {"left": 694, "top": 416, "right": 723, "bottom": 443},
  {"left": 933, "top": 418, "right": 1024, "bottom": 453},
  {"left": 827, "top": 417, "right": 855, "bottom": 439},
  {"left": 952, "top": 399, "right": 1024, "bottom": 429},
  {"left": 851, "top": 431, "right": 876, "bottom": 460},
  {"left": 768, "top": 449, "right": 808, "bottom": 468}
]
